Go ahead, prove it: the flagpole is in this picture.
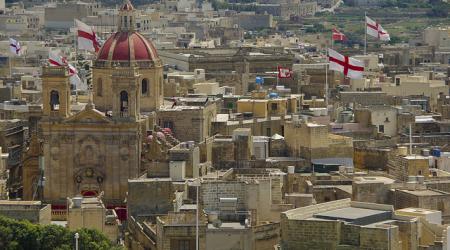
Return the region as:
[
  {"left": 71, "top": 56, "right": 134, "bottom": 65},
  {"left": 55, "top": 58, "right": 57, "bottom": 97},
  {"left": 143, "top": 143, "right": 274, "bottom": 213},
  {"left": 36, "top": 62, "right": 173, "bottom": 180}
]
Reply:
[
  {"left": 364, "top": 11, "right": 367, "bottom": 55},
  {"left": 331, "top": 31, "right": 334, "bottom": 50},
  {"left": 325, "top": 49, "right": 329, "bottom": 112},
  {"left": 74, "top": 20, "right": 78, "bottom": 61},
  {"left": 9, "top": 56, "right": 12, "bottom": 78},
  {"left": 276, "top": 65, "right": 279, "bottom": 86}
]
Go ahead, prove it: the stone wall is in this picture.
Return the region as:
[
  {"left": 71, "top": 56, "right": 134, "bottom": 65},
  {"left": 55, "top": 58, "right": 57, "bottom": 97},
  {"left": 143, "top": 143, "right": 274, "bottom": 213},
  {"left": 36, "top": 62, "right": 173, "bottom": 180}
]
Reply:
[
  {"left": 340, "top": 92, "right": 389, "bottom": 106},
  {"left": 281, "top": 219, "right": 340, "bottom": 249},
  {"left": 352, "top": 181, "right": 392, "bottom": 205},
  {"left": 211, "top": 116, "right": 285, "bottom": 138},
  {"left": 128, "top": 179, "right": 175, "bottom": 219},
  {"left": 211, "top": 138, "right": 235, "bottom": 169},
  {"left": 125, "top": 216, "right": 157, "bottom": 250},
  {"left": 157, "top": 103, "right": 216, "bottom": 143},
  {"left": 340, "top": 224, "right": 360, "bottom": 246},
  {"left": 353, "top": 147, "right": 390, "bottom": 170},
  {"left": 313, "top": 186, "right": 352, "bottom": 204},
  {"left": 156, "top": 212, "right": 207, "bottom": 250},
  {"left": 0, "top": 203, "right": 51, "bottom": 225},
  {"left": 359, "top": 226, "right": 398, "bottom": 250},
  {"left": 201, "top": 181, "right": 247, "bottom": 212}
]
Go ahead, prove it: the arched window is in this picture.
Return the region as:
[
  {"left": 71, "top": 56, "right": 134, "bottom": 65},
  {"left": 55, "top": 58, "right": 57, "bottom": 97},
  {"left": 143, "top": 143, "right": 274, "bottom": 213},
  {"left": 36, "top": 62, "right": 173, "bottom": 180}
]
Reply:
[
  {"left": 123, "top": 16, "right": 128, "bottom": 28},
  {"left": 142, "top": 79, "right": 149, "bottom": 95},
  {"left": 120, "top": 91, "right": 128, "bottom": 117},
  {"left": 97, "top": 78, "right": 102, "bottom": 96},
  {"left": 50, "top": 90, "right": 60, "bottom": 111}
]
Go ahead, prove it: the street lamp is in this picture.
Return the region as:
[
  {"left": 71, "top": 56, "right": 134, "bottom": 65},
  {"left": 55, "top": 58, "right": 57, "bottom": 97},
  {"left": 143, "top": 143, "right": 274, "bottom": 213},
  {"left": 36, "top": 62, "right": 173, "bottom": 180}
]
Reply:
[{"left": 74, "top": 232, "right": 79, "bottom": 250}]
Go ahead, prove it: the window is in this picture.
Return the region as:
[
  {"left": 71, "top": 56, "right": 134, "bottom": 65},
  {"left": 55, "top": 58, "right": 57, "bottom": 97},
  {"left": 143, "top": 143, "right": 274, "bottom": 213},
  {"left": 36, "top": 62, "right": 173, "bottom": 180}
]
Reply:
[
  {"left": 50, "top": 90, "right": 60, "bottom": 111},
  {"left": 179, "top": 240, "right": 190, "bottom": 250},
  {"left": 120, "top": 91, "right": 128, "bottom": 117},
  {"left": 378, "top": 125, "right": 384, "bottom": 133},
  {"left": 97, "top": 78, "right": 102, "bottom": 96},
  {"left": 271, "top": 103, "right": 278, "bottom": 111},
  {"left": 163, "top": 121, "right": 174, "bottom": 130},
  {"left": 142, "top": 79, "right": 149, "bottom": 95}
]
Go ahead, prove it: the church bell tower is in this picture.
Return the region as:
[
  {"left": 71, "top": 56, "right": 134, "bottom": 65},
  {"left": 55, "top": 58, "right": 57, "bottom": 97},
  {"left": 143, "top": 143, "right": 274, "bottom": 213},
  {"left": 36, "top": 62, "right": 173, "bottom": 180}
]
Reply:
[{"left": 42, "top": 66, "right": 71, "bottom": 118}]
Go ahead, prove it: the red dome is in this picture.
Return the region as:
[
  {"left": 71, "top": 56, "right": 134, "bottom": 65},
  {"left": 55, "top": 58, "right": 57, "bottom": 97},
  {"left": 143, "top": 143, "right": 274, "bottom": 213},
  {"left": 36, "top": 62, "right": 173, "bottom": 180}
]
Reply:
[{"left": 97, "top": 31, "right": 160, "bottom": 64}]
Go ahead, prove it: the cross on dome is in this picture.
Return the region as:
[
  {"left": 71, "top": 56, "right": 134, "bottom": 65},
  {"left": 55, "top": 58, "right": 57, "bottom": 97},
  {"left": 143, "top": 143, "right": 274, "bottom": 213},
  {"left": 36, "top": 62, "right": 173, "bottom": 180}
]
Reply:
[{"left": 118, "top": 0, "right": 136, "bottom": 32}]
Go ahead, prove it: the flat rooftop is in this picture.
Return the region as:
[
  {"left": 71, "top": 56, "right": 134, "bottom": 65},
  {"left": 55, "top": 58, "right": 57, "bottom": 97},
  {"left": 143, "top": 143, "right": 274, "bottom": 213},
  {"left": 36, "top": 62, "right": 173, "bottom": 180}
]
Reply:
[
  {"left": 354, "top": 176, "right": 396, "bottom": 184},
  {"left": 398, "top": 189, "right": 448, "bottom": 196},
  {"left": 314, "top": 207, "right": 392, "bottom": 225},
  {"left": 207, "top": 222, "right": 247, "bottom": 230},
  {"left": 0, "top": 200, "right": 42, "bottom": 206}
]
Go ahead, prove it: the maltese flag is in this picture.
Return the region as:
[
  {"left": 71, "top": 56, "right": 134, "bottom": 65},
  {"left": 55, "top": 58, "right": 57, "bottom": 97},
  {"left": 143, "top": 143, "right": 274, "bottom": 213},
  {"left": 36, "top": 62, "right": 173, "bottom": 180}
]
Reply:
[
  {"left": 328, "top": 49, "right": 364, "bottom": 79},
  {"left": 48, "top": 50, "right": 81, "bottom": 86},
  {"left": 278, "top": 66, "right": 292, "bottom": 79},
  {"left": 9, "top": 38, "right": 21, "bottom": 55},
  {"left": 75, "top": 19, "right": 101, "bottom": 52},
  {"left": 366, "top": 16, "right": 390, "bottom": 42},
  {"left": 332, "top": 28, "right": 347, "bottom": 41}
]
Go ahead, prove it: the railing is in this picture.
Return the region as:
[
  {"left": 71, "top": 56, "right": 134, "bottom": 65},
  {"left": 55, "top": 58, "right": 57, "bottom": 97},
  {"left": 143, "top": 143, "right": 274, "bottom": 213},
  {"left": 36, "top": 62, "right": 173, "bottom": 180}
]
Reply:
[
  {"left": 4, "top": 126, "right": 24, "bottom": 137},
  {"left": 51, "top": 209, "right": 67, "bottom": 221},
  {"left": 42, "top": 66, "right": 68, "bottom": 77}
]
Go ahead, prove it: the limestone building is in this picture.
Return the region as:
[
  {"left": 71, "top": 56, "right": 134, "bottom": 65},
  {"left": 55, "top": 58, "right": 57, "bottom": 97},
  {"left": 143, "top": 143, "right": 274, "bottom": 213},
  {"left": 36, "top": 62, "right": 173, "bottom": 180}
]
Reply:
[
  {"left": 0, "top": 200, "right": 51, "bottom": 225},
  {"left": 280, "top": 199, "right": 419, "bottom": 250},
  {"left": 39, "top": 1, "right": 163, "bottom": 207},
  {"left": 67, "top": 196, "right": 120, "bottom": 242}
]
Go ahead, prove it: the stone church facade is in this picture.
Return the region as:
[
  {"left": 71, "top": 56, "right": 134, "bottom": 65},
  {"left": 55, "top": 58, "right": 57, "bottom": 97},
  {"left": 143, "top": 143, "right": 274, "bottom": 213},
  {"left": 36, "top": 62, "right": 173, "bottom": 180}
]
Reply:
[{"left": 38, "top": 1, "right": 163, "bottom": 206}]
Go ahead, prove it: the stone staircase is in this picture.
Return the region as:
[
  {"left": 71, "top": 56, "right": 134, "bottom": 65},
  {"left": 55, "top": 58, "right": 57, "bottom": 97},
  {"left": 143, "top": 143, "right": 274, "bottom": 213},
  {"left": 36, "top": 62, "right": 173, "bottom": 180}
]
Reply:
[{"left": 153, "top": 124, "right": 181, "bottom": 148}]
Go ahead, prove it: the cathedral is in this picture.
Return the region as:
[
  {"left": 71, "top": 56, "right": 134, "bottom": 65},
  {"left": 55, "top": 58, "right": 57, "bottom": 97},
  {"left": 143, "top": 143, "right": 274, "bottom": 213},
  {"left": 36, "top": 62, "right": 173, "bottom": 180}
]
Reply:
[{"left": 37, "top": 0, "right": 163, "bottom": 206}]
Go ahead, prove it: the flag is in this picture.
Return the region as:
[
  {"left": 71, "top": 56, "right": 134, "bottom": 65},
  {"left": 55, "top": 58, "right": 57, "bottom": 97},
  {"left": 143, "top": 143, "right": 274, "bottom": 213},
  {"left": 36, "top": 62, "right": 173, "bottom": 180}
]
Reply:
[
  {"left": 332, "top": 28, "right": 347, "bottom": 41},
  {"left": 75, "top": 19, "right": 101, "bottom": 52},
  {"left": 366, "top": 16, "right": 390, "bottom": 41},
  {"left": 328, "top": 49, "right": 364, "bottom": 79},
  {"left": 48, "top": 51, "right": 81, "bottom": 87},
  {"left": 278, "top": 66, "right": 292, "bottom": 79},
  {"left": 9, "top": 38, "right": 21, "bottom": 55}
]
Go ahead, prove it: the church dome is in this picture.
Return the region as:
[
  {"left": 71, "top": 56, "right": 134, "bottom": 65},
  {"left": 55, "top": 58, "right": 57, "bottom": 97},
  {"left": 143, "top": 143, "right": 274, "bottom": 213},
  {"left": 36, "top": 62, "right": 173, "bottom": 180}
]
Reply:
[
  {"left": 97, "top": 32, "right": 160, "bottom": 63},
  {"left": 95, "top": 0, "right": 161, "bottom": 67}
]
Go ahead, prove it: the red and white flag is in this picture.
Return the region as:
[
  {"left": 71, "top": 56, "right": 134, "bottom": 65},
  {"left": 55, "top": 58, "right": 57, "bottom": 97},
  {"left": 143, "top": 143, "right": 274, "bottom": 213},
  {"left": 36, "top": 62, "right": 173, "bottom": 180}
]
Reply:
[
  {"left": 328, "top": 49, "right": 364, "bottom": 79},
  {"left": 278, "top": 66, "right": 292, "bottom": 79},
  {"left": 48, "top": 51, "right": 81, "bottom": 86},
  {"left": 366, "top": 16, "right": 390, "bottom": 42},
  {"left": 332, "top": 28, "right": 347, "bottom": 41},
  {"left": 9, "top": 38, "right": 21, "bottom": 55},
  {"left": 75, "top": 19, "right": 101, "bottom": 52}
]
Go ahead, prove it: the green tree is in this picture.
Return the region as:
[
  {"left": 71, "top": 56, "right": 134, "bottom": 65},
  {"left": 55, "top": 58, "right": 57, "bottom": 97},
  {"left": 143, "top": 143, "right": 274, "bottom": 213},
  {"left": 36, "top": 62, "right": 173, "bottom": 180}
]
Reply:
[
  {"left": 0, "top": 216, "right": 121, "bottom": 250},
  {"left": 427, "top": 4, "right": 449, "bottom": 18}
]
